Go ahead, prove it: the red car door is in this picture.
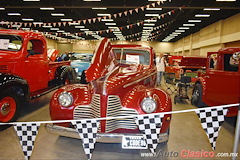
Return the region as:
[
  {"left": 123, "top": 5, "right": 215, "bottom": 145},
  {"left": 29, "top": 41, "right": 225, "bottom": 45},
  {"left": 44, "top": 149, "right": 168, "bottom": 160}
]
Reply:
[{"left": 205, "top": 53, "right": 240, "bottom": 105}]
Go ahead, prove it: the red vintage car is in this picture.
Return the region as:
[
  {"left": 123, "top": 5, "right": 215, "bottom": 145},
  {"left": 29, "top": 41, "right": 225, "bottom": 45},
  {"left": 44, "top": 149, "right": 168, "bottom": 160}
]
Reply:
[
  {"left": 191, "top": 47, "right": 240, "bottom": 117},
  {"left": 46, "top": 38, "right": 172, "bottom": 147},
  {"left": 165, "top": 56, "right": 206, "bottom": 82}
]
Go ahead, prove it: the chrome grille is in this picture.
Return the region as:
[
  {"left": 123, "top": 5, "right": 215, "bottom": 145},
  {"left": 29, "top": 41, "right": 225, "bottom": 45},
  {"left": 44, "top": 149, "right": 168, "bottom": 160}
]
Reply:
[
  {"left": 106, "top": 95, "right": 138, "bottom": 133},
  {"left": 74, "top": 94, "right": 101, "bottom": 119}
]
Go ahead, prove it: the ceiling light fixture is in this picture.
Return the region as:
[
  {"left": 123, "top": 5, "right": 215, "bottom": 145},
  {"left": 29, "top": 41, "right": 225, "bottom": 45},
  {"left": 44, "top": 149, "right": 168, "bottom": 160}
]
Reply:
[
  {"left": 148, "top": 0, "right": 166, "bottom": 1},
  {"left": 101, "top": 19, "right": 114, "bottom": 22},
  {"left": 75, "top": 26, "right": 85, "bottom": 28},
  {"left": 216, "top": 0, "right": 236, "bottom": 1},
  {"left": 61, "top": 19, "right": 73, "bottom": 21},
  {"left": 0, "top": 8, "right": 5, "bottom": 10},
  {"left": 145, "top": 14, "right": 159, "bottom": 17},
  {"left": 51, "top": 13, "right": 65, "bottom": 16},
  {"left": 144, "top": 19, "right": 157, "bottom": 22},
  {"left": 179, "top": 27, "right": 190, "bottom": 29},
  {"left": 146, "top": 8, "right": 162, "bottom": 10},
  {"left": 195, "top": 14, "right": 210, "bottom": 17},
  {"left": 42, "top": 25, "right": 52, "bottom": 28},
  {"left": 204, "top": 8, "right": 220, "bottom": 11},
  {"left": 40, "top": 7, "right": 55, "bottom": 10},
  {"left": 84, "top": 0, "right": 101, "bottom": 1},
  {"left": 183, "top": 24, "right": 195, "bottom": 26},
  {"left": 188, "top": 20, "right": 202, "bottom": 23},
  {"left": 97, "top": 13, "right": 111, "bottom": 16},
  {"left": 92, "top": 8, "right": 106, "bottom": 10},
  {"left": 22, "top": 18, "right": 34, "bottom": 21},
  {"left": 105, "top": 23, "right": 116, "bottom": 25},
  {"left": 8, "top": 13, "right": 21, "bottom": 16}
]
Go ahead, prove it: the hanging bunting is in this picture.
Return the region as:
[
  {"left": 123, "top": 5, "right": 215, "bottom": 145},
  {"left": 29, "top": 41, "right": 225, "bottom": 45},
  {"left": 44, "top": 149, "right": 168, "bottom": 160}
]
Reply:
[
  {"left": 129, "top": 10, "right": 133, "bottom": 15},
  {"left": 134, "top": 114, "right": 164, "bottom": 153},
  {"left": 195, "top": 107, "right": 228, "bottom": 150},
  {"left": 14, "top": 123, "right": 41, "bottom": 160},
  {"left": 72, "top": 120, "right": 100, "bottom": 160}
]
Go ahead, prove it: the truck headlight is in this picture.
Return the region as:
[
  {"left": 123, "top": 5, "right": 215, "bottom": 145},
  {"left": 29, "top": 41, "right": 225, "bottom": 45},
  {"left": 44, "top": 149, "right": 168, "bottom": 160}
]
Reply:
[
  {"left": 141, "top": 97, "right": 157, "bottom": 113},
  {"left": 58, "top": 92, "right": 73, "bottom": 107}
]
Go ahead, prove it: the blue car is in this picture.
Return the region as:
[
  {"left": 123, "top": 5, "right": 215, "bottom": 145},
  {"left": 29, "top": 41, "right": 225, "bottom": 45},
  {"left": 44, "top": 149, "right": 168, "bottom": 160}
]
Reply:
[{"left": 70, "top": 53, "right": 93, "bottom": 81}]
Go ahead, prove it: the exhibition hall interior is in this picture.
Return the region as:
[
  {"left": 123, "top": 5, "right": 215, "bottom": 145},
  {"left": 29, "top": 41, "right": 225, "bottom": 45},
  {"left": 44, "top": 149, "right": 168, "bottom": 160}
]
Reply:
[{"left": 0, "top": 0, "right": 239, "bottom": 160}]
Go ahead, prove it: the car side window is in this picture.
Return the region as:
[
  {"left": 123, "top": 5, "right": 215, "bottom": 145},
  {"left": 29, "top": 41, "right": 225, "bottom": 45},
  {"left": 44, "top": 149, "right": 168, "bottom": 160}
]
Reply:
[
  {"left": 224, "top": 54, "right": 239, "bottom": 72},
  {"left": 27, "top": 39, "right": 44, "bottom": 55}
]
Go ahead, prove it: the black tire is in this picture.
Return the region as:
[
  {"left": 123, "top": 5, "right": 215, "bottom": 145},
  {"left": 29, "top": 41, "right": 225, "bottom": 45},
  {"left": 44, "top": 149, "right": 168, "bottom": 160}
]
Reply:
[
  {"left": 0, "top": 89, "right": 22, "bottom": 129},
  {"left": 191, "top": 83, "right": 206, "bottom": 107}
]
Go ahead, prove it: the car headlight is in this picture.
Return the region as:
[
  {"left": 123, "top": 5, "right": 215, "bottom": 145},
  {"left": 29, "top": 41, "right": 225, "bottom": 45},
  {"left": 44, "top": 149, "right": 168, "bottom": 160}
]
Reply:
[
  {"left": 58, "top": 92, "right": 73, "bottom": 107},
  {"left": 141, "top": 97, "right": 157, "bottom": 113}
]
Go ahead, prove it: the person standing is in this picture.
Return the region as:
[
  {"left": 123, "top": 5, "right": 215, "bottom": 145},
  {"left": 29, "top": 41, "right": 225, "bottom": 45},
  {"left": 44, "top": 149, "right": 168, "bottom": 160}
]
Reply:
[{"left": 156, "top": 53, "right": 167, "bottom": 86}]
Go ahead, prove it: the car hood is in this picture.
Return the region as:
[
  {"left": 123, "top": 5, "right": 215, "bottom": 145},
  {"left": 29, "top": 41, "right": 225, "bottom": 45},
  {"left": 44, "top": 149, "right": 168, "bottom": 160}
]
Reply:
[
  {"left": 47, "top": 49, "right": 59, "bottom": 62},
  {"left": 85, "top": 38, "right": 119, "bottom": 82}
]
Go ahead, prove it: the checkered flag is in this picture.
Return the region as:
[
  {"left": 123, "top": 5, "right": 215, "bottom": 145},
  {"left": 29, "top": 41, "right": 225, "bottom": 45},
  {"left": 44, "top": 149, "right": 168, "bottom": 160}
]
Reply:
[
  {"left": 134, "top": 114, "right": 164, "bottom": 153},
  {"left": 72, "top": 119, "right": 100, "bottom": 160},
  {"left": 14, "top": 123, "right": 40, "bottom": 160},
  {"left": 195, "top": 107, "right": 228, "bottom": 150}
]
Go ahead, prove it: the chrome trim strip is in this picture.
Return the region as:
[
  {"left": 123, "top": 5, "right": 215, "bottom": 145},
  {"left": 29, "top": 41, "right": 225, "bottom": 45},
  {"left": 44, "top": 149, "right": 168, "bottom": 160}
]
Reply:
[
  {"left": 103, "top": 66, "right": 120, "bottom": 95},
  {"left": 45, "top": 124, "right": 168, "bottom": 143},
  {"left": 123, "top": 71, "right": 157, "bottom": 88}
]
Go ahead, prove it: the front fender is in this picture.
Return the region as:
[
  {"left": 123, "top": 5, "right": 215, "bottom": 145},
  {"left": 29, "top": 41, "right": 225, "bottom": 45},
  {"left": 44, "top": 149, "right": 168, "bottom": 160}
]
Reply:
[
  {"left": 0, "top": 73, "right": 29, "bottom": 99},
  {"left": 50, "top": 84, "right": 91, "bottom": 121},
  {"left": 122, "top": 85, "right": 172, "bottom": 133}
]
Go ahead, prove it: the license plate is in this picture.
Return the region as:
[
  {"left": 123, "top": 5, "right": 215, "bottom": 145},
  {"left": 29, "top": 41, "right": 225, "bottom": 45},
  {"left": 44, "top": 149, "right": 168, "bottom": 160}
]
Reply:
[{"left": 122, "top": 135, "right": 147, "bottom": 149}]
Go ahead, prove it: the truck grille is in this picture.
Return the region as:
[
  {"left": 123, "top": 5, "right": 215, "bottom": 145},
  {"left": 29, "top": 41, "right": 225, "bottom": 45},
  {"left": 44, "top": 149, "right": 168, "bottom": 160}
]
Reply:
[
  {"left": 73, "top": 94, "right": 138, "bottom": 133},
  {"left": 0, "top": 65, "right": 8, "bottom": 72},
  {"left": 106, "top": 95, "right": 138, "bottom": 133}
]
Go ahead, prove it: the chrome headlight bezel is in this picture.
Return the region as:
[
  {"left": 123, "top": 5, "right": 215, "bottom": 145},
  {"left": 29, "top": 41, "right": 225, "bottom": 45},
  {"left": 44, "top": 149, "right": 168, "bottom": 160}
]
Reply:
[
  {"left": 58, "top": 92, "right": 73, "bottom": 107},
  {"left": 141, "top": 97, "right": 157, "bottom": 113}
]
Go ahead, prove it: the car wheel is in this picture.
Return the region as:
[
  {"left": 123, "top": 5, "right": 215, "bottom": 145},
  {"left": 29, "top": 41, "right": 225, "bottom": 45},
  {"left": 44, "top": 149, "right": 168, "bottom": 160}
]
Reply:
[
  {"left": 191, "top": 83, "right": 205, "bottom": 107},
  {"left": 0, "top": 90, "right": 22, "bottom": 123}
]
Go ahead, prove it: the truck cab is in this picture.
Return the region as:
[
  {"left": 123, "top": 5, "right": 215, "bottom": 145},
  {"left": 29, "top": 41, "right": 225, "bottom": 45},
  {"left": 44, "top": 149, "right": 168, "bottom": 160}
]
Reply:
[
  {"left": 0, "top": 29, "right": 75, "bottom": 122},
  {"left": 191, "top": 47, "right": 240, "bottom": 116}
]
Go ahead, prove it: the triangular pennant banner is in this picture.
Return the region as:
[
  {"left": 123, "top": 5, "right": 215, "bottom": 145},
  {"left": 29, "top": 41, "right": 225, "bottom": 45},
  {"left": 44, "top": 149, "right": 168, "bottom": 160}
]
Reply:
[
  {"left": 14, "top": 123, "right": 40, "bottom": 160},
  {"left": 134, "top": 114, "right": 164, "bottom": 153},
  {"left": 195, "top": 107, "right": 228, "bottom": 150},
  {"left": 72, "top": 119, "right": 100, "bottom": 160}
]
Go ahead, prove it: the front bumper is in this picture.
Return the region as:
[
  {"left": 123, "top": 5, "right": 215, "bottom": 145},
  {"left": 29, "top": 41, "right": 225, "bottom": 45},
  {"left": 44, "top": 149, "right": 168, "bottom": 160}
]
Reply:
[{"left": 45, "top": 123, "right": 169, "bottom": 143}]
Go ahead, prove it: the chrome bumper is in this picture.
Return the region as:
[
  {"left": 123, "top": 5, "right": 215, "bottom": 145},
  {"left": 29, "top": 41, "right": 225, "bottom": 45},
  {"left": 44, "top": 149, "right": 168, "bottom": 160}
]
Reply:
[{"left": 45, "top": 124, "right": 169, "bottom": 143}]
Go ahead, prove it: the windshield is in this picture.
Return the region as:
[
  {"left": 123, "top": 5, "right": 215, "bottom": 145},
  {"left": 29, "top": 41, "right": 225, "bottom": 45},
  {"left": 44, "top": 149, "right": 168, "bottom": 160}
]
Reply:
[
  {"left": 0, "top": 34, "right": 22, "bottom": 51},
  {"left": 113, "top": 48, "right": 150, "bottom": 65},
  {"left": 70, "top": 53, "right": 93, "bottom": 62}
]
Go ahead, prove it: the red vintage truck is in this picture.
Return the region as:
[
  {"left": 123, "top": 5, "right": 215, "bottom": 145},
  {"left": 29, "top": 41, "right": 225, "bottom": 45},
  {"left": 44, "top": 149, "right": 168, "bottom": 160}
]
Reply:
[
  {"left": 0, "top": 29, "right": 75, "bottom": 122},
  {"left": 191, "top": 47, "right": 240, "bottom": 117}
]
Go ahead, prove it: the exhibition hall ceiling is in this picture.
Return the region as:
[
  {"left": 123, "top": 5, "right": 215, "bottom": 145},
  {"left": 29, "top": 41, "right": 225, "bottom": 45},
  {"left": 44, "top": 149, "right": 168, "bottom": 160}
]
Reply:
[{"left": 0, "top": 0, "right": 239, "bottom": 42}]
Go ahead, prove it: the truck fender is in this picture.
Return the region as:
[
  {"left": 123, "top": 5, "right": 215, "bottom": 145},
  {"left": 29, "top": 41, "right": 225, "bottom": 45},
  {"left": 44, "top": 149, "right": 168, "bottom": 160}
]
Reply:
[
  {"left": 0, "top": 73, "right": 29, "bottom": 122},
  {"left": 0, "top": 73, "right": 29, "bottom": 100},
  {"left": 55, "top": 65, "right": 76, "bottom": 85}
]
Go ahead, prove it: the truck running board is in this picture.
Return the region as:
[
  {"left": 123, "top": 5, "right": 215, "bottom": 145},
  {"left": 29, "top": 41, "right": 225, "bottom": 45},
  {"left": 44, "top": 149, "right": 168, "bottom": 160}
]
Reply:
[{"left": 30, "top": 85, "right": 62, "bottom": 99}]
